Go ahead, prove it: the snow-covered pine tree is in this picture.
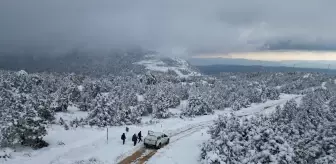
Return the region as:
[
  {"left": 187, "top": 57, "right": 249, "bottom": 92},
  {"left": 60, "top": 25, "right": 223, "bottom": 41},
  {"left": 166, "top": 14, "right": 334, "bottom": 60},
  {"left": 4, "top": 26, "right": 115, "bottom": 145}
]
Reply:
[
  {"left": 144, "top": 72, "right": 157, "bottom": 85},
  {"left": 120, "top": 89, "right": 138, "bottom": 107},
  {"left": 175, "top": 84, "right": 189, "bottom": 100},
  {"left": 200, "top": 115, "right": 294, "bottom": 164},
  {"left": 87, "top": 94, "right": 115, "bottom": 127},
  {"left": 64, "top": 122, "right": 69, "bottom": 130},
  {"left": 78, "top": 92, "right": 92, "bottom": 111},
  {"left": 0, "top": 94, "right": 48, "bottom": 149},
  {"left": 152, "top": 98, "right": 171, "bottom": 119},
  {"left": 134, "top": 101, "right": 153, "bottom": 116},
  {"left": 67, "top": 84, "right": 81, "bottom": 104},
  {"left": 182, "top": 96, "right": 213, "bottom": 117},
  {"left": 273, "top": 99, "right": 298, "bottom": 124},
  {"left": 70, "top": 118, "right": 80, "bottom": 128},
  {"left": 260, "top": 87, "right": 268, "bottom": 103},
  {"left": 52, "top": 87, "right": 69, "bottom": 112},
  {"left": 59, "top": 117, "right": 65, "bottom": 125},
  {"left": 122, "top": 106, "right": 142, "bottom": 125},
  {"left": 86, "top": 93, "right": 141, "bottom": 126},
  {"left": 265, "top": 87, "right": 280, "bottom": 100},
  {"left": 246, "top": 87, "right": 262, "bottom": 103}
]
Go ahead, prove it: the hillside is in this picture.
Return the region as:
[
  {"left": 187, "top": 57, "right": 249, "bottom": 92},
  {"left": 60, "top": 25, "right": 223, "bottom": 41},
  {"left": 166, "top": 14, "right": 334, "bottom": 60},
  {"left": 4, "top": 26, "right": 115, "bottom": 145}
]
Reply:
[
  {"left": 0, "top": 49, "right": 200, "bottom": 79},
  {"left": 135, "top": 55, "right": 201, "bottom": 78},
  {"left": 1, "top": 51, "right": 336, "bottom": 164}
]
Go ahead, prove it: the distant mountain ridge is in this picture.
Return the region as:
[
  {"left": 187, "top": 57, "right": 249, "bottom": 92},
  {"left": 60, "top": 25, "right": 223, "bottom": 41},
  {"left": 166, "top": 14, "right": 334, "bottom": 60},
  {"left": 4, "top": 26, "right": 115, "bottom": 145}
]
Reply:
[
  {"left": 196, "top": 64, "right": 336, "bottom": 75},
  {"left": 188, "top": 58, "right": 336, "bottom": 70},
  {"left": 0, "top": 48, "right": 199, "bottom": 77}
]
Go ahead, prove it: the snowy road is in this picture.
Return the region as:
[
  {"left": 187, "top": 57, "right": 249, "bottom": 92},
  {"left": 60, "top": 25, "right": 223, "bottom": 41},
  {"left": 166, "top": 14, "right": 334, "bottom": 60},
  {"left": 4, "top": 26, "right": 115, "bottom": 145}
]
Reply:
[{"left": 117, "top": 121, "right": 212, "bottom": 164}]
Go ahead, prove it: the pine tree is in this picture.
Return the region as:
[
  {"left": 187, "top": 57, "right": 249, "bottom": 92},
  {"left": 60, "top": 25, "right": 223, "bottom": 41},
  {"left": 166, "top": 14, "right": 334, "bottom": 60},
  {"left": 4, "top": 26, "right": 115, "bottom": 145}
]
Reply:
[
  {"left": 0, "top": 94, "right": 49, "bottom": 149},
  {"left": 59, "top": 117, "right": 65, "bottom": 125},
  {"left": 86, "top": 93, "right": 141, "bottom": 126},
  {"left": 135, "top": 101, "right": 153, "bottom": 116},
  {"left": 87, "top": 94, "right": 113, "bottom": 127},
  {"left": 153, "top": 100, "right": 171, "bottom": 119},
  {"left": 182, "top": 96, "right": 213, "bottom": 117},
  {"left": 201, "top": 115, "right": 294, "bottom": 164},
  {"left": 64, "top": 123, "right": 69, "bottom": 130}
]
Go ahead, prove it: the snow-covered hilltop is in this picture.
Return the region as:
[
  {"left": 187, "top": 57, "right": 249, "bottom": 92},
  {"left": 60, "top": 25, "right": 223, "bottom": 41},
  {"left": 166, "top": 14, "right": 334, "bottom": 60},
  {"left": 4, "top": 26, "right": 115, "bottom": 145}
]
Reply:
[{"left": 135, "top": 54, "right": 201, "bottom": 77}]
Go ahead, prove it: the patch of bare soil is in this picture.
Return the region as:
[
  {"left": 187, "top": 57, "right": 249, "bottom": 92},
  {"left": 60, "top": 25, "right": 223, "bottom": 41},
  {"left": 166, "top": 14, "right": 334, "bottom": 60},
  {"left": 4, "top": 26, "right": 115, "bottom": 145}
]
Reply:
[
  {"left": 136, "top": 150, "right": 157, "bottom": 164},
  {"left": 118, "top": 148, "right": 146, "bottom": 164}
]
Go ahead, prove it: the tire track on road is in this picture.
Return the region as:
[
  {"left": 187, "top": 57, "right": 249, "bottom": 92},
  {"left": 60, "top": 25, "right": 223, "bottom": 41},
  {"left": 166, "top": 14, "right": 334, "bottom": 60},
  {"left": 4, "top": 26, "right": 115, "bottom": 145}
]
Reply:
[{"left": 135, "top": 124, "right": 208, "bottom": 164}]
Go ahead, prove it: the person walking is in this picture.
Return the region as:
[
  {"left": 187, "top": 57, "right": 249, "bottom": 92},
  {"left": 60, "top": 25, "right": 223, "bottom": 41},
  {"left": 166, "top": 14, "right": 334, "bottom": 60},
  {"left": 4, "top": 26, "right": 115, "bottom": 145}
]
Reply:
[
  {"left": 121, "top": 133, "right": 126, "bottom": 145},
  {"left": 132, "top": 133, "right": 138, "bottom": 146},
  {"left": 138, "top": 131, "right": 142, "bottom": 143}
]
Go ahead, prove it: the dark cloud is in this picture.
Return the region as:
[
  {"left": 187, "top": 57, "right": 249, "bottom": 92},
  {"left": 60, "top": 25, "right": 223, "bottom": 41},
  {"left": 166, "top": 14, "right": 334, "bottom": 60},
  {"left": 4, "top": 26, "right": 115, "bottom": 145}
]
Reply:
[
  {"left": 261, "top": 40, "right": 336, "bottom": 51},
  {"left": 1, "top": 0, "right": 336, "bottom": 56}
]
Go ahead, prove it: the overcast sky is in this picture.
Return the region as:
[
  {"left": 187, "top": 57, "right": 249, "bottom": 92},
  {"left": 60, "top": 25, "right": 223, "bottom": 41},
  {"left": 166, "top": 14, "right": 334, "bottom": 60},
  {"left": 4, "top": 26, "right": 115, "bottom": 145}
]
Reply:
[{"left": 1, "top": 0, "right": 336, "bottom": 57}]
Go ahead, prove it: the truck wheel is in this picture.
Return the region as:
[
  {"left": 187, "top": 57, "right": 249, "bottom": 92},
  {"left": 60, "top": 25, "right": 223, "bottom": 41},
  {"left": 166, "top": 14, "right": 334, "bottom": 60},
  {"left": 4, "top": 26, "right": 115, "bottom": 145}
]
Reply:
[{"left": 157, "top": 143, "right": 161, "bottom": 149}]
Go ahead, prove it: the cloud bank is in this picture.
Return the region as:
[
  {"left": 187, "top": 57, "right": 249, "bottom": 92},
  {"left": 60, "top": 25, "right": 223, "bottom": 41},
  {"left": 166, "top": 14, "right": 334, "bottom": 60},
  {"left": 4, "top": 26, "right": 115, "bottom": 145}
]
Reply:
[{"left": 1, "top": 0, "right": 336, "bottom": 56}]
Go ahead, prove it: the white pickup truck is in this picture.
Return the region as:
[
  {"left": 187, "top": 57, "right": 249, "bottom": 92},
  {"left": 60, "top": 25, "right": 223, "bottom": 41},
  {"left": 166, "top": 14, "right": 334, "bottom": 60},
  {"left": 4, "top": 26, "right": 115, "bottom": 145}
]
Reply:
[{"left": 144, "top": 130, "right": 170, "bottom": 149}]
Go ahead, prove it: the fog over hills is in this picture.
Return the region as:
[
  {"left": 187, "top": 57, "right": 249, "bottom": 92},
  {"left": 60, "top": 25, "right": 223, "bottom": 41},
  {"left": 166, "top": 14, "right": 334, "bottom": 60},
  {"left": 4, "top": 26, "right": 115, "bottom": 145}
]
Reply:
[{"left": 0, "top": 48, "right": 148, "bottom": 76}]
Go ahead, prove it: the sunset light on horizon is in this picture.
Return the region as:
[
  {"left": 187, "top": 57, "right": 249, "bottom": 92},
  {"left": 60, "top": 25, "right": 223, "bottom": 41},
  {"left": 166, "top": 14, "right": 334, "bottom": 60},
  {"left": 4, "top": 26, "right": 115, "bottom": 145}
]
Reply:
[{"left": 194, "top": 51, "right": 336, "bottom": 61}]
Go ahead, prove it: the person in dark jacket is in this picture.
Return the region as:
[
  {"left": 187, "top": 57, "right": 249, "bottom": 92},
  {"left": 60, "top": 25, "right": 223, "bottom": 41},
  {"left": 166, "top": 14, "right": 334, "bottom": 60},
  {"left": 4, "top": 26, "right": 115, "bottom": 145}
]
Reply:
[
  {"left": 132, "top": 134, "right": 138, "bottom": 146},
  {"left": 121, "top": 133, "right": 126, "bottom": 145},
  {"left": 138, "top": 131, "right": 142, "bottom": 143}
]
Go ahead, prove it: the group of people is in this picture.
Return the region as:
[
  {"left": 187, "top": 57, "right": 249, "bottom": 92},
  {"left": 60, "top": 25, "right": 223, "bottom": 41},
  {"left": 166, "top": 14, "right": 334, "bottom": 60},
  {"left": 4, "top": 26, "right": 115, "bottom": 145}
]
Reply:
[{"left": 121, "top": 131, "right": 142, "bottom": 146}]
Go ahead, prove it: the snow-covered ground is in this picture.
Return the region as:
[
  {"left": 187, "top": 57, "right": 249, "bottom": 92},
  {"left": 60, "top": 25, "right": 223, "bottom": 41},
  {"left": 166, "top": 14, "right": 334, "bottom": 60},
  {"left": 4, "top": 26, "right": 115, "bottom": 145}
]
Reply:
[
  {"left": 54, "top": 106, "right": 88, "bottom": 122},
  {"left": 147, "top": 129, "right": 209, "bottom": 164},
  {"left": 2, "top": 94, "right": 301, "bottom": 164},
  {"left": 322, "top": 81, "right": 327, "bottom": 89}
]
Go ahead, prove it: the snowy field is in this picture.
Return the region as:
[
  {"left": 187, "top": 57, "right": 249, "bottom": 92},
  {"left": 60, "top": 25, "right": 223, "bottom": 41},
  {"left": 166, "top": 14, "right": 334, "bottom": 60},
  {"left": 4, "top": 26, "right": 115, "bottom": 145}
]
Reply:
[{"left": 1, "top": 94, "right": 300, "bottom": 164}]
